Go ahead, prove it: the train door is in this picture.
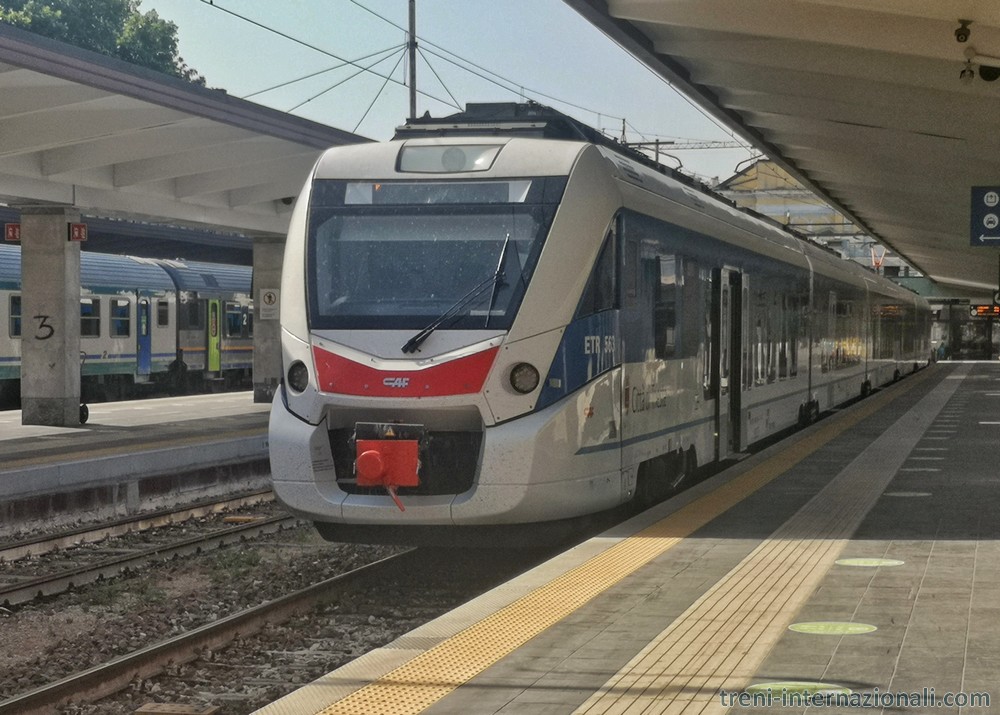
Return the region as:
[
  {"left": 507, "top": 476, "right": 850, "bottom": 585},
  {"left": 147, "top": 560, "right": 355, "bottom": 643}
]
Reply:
[
  {"left": 136, "top": 298, "right": 151, "bottom": 376},
  {"left": 207, "top": 299, "right": 221, "bottom": 373},
  {"left": 713, "top": 268, "right": 746, "bottom": 459}
]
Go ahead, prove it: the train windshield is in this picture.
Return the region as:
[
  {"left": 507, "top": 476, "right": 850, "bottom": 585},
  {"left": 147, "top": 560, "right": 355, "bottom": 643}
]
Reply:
[{"left": 306, "top": 177, "right": 566, "bottom": 331}]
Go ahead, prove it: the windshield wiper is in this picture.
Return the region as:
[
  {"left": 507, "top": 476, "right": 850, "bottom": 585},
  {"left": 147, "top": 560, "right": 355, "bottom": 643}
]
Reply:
[
  {"left": 401, "top": 233, "right": 511, "bottom": 354},
  {"left": 485, "top": 233, "right": 511, "bottom": 329}
]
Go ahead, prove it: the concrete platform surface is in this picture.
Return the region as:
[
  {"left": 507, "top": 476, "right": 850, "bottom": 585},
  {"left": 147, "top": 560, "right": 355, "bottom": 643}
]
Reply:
[{"left": 254, "top": 362, "right": 999, "bottom": 715}]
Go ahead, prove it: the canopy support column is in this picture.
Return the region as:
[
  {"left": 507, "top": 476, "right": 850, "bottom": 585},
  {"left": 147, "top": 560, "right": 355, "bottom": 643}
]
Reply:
[
  {"left": 252, "top": 235, "right": 283, "bottom": 403},
  {"left": 20, "top": 206, "right": 82, "bottom": 426}
]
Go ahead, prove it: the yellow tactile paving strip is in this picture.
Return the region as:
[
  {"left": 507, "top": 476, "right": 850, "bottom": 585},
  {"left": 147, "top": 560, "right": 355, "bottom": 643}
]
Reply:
[
  {"left": 283, "top": 371, "right": 942, "bottom": 715},
  {"left": 575, "top": 366, "right": 959, "bottom": 714}
]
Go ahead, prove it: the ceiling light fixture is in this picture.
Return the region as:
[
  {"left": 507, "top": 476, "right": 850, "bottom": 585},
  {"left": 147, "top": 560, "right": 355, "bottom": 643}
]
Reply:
[{"left": 962, "top": 46, "right": 1000, "bottom": 82}]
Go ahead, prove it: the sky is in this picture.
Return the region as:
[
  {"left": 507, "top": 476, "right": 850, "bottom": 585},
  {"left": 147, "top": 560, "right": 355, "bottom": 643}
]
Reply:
[{"left": 140, "top": 0, "right": 760, "bottom": 183}]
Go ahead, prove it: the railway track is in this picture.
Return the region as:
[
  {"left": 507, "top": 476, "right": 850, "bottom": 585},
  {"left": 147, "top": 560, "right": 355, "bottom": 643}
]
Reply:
[
  {"left": 0, "top": 491, "right": 583, "bottom": 713},
  {"left": 0, "top": 550, "right": 413, "bottom": 715},
  {"left": 0, "top": 491, "right": 283, "bottom": 607},
  {"left": 0, "top": 490, "right": 274, "bottom": 563}
]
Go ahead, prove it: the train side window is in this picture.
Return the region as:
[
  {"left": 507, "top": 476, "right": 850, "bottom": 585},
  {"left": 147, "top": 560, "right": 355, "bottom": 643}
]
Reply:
[
  {"left": 624, "top": 240, "right": 639, "bottom": 307},
  {"left": 157, "top": 300, "right": 169, "bottom": 327},
  {"left": 576, "top": 229, "right": 618, "bottom": 318},
  {"left": 80, "top": 298, "right": 101, "bottom": 338},
  {"left": 138, "top": 300, "right": 149, "bottom": 337},
  {"left": 9, "top": 295, "right": 20, "bottom": 338},
  {"left": 224, "top": 302, "right": 242, "bottom": 337},
  {"left": 184, "top": 299, "right": 203, "bottom": 330},
  {"left": 701, "top": 268, "right": 714, "bottom": 398},
  {"left": 654, "top": 255, "right": 679, "bottom": 359},
  {"left": 110, "top": 299, "right": 130, "bottom": 338}
]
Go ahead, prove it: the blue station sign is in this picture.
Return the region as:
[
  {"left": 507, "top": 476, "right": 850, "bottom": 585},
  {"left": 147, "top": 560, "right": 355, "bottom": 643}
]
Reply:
[{"left": 970, "top": 186, "right": 1000, "bottom": 246}]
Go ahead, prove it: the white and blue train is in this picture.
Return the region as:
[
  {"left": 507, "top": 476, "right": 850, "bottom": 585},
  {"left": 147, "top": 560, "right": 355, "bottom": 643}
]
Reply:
[
  {"left": 0, "top": 244, "right": 253, "bottom": 406},
  {"left": 269, "top": 103, "right": 932, "bottom": 544}
]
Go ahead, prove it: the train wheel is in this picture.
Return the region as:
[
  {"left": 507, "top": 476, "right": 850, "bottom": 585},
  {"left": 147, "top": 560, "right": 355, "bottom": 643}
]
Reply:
[{"left": 79, "top": 403, "right": 89, "bottom": 424}]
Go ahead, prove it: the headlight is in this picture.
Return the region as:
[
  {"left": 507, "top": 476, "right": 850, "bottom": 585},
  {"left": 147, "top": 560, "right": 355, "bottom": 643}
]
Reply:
[
  {"left": 287, "top": 361, "right": 309, "bottom": 392},
  {"left": 509, "top": 363, "right": 539, "bottom": 394}
]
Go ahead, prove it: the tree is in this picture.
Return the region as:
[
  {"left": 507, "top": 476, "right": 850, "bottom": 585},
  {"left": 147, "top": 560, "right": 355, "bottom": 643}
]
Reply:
[{"left": 0, "top": 0, "right": 205, "bottom": 84}]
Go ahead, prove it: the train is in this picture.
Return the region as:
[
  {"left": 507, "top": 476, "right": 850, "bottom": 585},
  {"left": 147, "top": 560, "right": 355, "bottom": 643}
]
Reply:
[
  {"left": 0, "top": 244, "right": 253, "bottom": 408},
  {"left": 268, "top": 102, "right": 932, "bottom": 545}
]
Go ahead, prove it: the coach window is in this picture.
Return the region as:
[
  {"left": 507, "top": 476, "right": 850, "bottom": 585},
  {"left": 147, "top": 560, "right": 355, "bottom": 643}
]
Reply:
[
  {"left": 225, "top": 302, "right": 243, "bottom": 338},
  {"left": 157, "top": 300, "right": 169, "bottom": 328},
  {"left": 9, "top": 295, "right": 20, "bottom": 338},
  {"left": 576, "top": 227, "right": 618, "bottom": 318},
  {"left": 777, "top": 296, "right": 789, "bottom": 379},
  {"left": 110, "top": 299, "right": 130, "bottom": 338},
  {"left": 654, "top": 254, "right": 679, "bottom": 358},
  {"left": 80, "top": 299, "right": 101, "bottom": 337},
  {"left": 787, "top": 295, "right": 801, "bottom": 378},
  {"left": 701, "top": 267, "right": 714, "bottom": 398},
  {"left": 184, "top": 298, "right": 203, "bottom": 330}
]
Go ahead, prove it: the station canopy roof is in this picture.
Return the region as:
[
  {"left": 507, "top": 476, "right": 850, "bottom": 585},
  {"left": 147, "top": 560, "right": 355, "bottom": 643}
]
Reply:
[
  {"left": 566, "top": 0, "right": 1000, "bottom": 298},
  {"left": 0, "top": 23, "right": 367, "bottom": 241}
]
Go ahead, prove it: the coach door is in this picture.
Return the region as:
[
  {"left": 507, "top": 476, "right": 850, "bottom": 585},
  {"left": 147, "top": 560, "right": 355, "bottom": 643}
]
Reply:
[
  {"left": 713, "top": 268, "right": 747, "bottom": 459},
  {"left": 207, "top": 299, "right": 221, "bottom": 372},
  {"left": 136, "top": 299, "right": 152, "bottom": 376}
]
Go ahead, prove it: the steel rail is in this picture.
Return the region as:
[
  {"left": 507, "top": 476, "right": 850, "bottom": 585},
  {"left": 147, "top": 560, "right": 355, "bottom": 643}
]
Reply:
[
  {"left": 0, "top": 513, "right": 296, "bottom": 607},
  {"left": 0, "top": 549, "right": 415, "bottom": 715},
  {"left": 0, "top": 489, "right": 274, "bottom": 563}
]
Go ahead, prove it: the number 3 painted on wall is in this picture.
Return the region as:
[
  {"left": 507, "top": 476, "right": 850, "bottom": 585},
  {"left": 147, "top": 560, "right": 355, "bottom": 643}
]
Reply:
[{"left": 33, "top": 315, "right": 54, "bottom": 340}]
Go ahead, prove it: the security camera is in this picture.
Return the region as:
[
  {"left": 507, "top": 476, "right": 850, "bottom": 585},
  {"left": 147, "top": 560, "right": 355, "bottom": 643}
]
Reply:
[{"left": 956, "top": 20, "right": 972, "bottom": 43}]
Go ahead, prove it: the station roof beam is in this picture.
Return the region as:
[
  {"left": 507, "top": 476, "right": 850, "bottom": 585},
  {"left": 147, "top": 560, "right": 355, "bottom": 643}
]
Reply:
[{"left": 566, "top": 0, "right": 1000, "bottom": 297}]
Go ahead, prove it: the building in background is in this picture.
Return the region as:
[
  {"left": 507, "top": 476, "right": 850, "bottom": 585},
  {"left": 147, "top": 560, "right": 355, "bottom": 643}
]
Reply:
[{"left": 716, "top": 159, "right": 914, "bottom": 278}]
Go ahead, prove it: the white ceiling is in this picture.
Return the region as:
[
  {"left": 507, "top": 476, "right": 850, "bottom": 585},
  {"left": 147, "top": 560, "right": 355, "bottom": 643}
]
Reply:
[
  {"left": 566, "top": 0, "right": 1000, "bottom": 297},
  {"left": 0, "top": 24, "right": 366, "bottom": 237}
]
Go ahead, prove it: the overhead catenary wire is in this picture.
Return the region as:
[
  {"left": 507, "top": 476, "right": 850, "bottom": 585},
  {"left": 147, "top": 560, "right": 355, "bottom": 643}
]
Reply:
[
  {"left": 242, "top": 44, "right": 405, "bottom": 100},
  {"left": 287, "top": 45, "right": 420, "bottom": 114},
  {"left": 345, "top": 0, "right": 634, "bottom": 128},
  {"left": 354, "top": 50, "right": 407, "bottom": 132},
  {"left": 202, "top": 0, "right": 757, "bottom": 172},
  {"left": 417, "top": 47, "right": 462, "bottom": 114},
  {"left": 346, "top": 0, "right": 759, "bottom": 159},
  {"left": 198, "top": 0, "right": 462, "bottom": 113}
]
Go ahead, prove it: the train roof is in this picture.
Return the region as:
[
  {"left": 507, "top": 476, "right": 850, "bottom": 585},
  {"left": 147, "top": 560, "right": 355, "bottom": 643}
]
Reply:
[
  {"left": 0, "top": 244, "right": 175, "bottom": 293},
  {"left": 152, "top": 258, "right": 251, "bottom": 297},
  {"left": 309, "top": 102, "right": 926, "bottom": 308}
]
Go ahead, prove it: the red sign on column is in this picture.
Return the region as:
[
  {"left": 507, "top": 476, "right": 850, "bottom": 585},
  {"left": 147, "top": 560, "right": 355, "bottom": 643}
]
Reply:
[
  {"left": 68, "top": 223, "right": 87, "bottom": 242},
  {"left": 4, "top": 223, "right": 20, "bottom": 242}
]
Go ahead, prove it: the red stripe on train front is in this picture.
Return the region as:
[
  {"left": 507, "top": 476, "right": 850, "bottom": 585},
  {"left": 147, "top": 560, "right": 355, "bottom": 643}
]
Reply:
[{"left": 312, "top": 345, "right": 499, "bottom": 397}]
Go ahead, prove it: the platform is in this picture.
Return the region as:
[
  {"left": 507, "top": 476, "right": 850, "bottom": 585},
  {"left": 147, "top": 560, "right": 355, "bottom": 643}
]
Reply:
[
  {"left": 255, "top": 361, "right": 999, "bottom": 715},
  {"left": 0, "top": 392, "right": 270, "bottom": 532}
]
